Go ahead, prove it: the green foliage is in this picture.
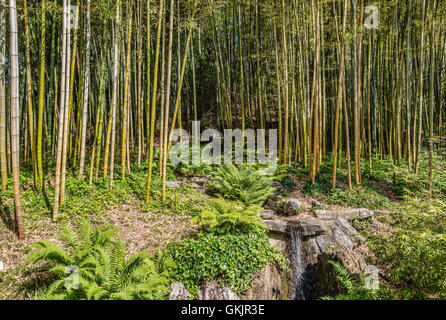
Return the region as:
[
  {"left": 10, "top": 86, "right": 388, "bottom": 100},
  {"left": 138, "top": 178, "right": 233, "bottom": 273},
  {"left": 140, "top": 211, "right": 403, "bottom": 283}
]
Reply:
[
  {"left": 212, "top": 164, "right": 275, "bottom": 206},
  {"left": 352, "top": 156, "right": 446, "bottom": 299},
  {"left": 301, "top": 159, "right": 395, "bottom": 210},
  {"left": 173, "top": 145, "right": 217, "bottom": 176},
  {"left": 193, "top": 197, "right": 266, "bottom": 235},
  {"left": 358, "top": 201, "right": 446, "bottom": 299},
  {"left": 321, "top": 261, "right": 380, "bottom": 300},
  {"left": 279, "top": 175, "right": 296, "bottom": 192},
  {"left": 161, "top": 233, "right": 289, "bottom": 295},
  {"left": 25, "top": 218, "right": 169, "bottom": 300}
]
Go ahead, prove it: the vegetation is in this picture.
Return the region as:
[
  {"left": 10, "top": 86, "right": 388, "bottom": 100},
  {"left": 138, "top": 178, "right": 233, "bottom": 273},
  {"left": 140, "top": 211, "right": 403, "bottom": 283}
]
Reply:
[
  {"left": 212, "top": 164, "right": 276, "bottom": 206},
  {"left": 192, "top": 197, "right": 265, "bottom": 235},
  {"left": 0, "top": 0, "right": 445, "bottom": 302},
  {"left": 160, "top": 232, "right": 288, "bottom": 295},
  {"left": 25, "top": 218, "right": 169, "bottom": 300},
  {"left": 322, "top": 261, "right": 382, "bottom": 300}
]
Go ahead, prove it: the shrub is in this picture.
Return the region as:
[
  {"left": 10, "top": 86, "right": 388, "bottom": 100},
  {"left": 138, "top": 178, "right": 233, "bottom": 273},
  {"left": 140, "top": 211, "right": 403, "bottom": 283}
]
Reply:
[
  {"left": 322, "top": 261, "right": 381, "bottom": 300},
  {"left": 161, "top": 233, "right": 289, "bottom": 295},
  {"left": 192, "top": 197, "right": 266, "bottom": 235},
  {"left": 25, "top": 219, "right": 169, "bottom": 300},
  {"left": 212, "top": 164, "right": 275, "bottom": 206}
]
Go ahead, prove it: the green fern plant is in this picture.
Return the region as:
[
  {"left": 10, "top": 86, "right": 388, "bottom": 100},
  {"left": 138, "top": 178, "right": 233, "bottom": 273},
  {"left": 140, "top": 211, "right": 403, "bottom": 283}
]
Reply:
[
  {"left": 321, "top": 261, "right": 379, "bottom": 300},
  {"left": 212, "top": 164, "right": 275, "bottom": 206},
  {"left": 25, "top": 218, "right": 169, "bottom": 300},
  {"left": 193, "top": 197, "right": 266, "bottom": 235}
]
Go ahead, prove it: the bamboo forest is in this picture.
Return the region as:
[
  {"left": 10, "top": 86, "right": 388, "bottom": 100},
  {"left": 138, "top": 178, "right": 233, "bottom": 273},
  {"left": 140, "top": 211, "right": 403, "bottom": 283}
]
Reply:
[{"left": 0, "top": 0, "right": 445, "bottom": 303}]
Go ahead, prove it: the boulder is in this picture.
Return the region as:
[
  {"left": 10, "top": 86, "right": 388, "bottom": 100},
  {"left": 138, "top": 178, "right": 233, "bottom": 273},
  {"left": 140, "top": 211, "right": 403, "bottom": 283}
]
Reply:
[
  {"left": 165, "top": 181, "right": 182, "bottom": 188},
  {"left": 333, "top": 218, "right": 365, "bottom": 244},
  {"left": 169, "top": 282, "right": 192, "bottom": 300},
  {"left": 197, "top": 280, "right": 239, "bottom": 300},
  {"left": 259, "top": 209, "right": 277, "bottom": 221},
  {"left": 314, "top": 208, "right": 374, "bottom": 221},
  {"left": 262, "top": 218, "right": 327, "bottom": 237},
  {"left": 312, "top": 200, "right": 323, "bottom": 207},
  {"left": 283, "top": 199, "right": 302, "bottom": 216},
  {"left": 190, "top": 176, "right": 207, "bottom": 186},
  {"left": 264, "top": 195, "right": 283, "bottom": 212},
  {"left": 272, "top": 181, "right": 283, "bottom": 193},
  {"left": 262, "top": 219, "right": 289, "bottom": 234},
  {"left": 293, "top": 217, "right": 328, "bottom": 237},
  {"left": 242, "top": 265, "right": 287, "bottom": 300}
]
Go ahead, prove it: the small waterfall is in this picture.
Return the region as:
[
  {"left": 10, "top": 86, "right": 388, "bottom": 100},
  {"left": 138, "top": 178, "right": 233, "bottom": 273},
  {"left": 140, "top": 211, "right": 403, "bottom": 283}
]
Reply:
[{"left": 290, "top": 230, "right": 307, "bottom": 300}]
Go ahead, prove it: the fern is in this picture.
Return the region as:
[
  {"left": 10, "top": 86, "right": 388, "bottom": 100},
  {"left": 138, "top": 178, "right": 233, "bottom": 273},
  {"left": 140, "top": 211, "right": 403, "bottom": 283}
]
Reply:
[
  {"left": 212, "top": 164, "right": 276, "bottom": 207},
  {"left": 193, "top": 197, "right": 266, "bottom": 235},
  {"left": 25, "top": 218, "right": 169, "bottom": 300},
  {"left": 322, "top": 261, "right": 380, "bottom": 300}
]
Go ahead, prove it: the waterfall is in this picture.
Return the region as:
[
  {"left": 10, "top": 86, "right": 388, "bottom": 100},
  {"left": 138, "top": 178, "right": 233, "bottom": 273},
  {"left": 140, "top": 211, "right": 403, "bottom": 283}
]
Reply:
[{"left": 290, "top": 230, "right": 307, "bottom": 300}]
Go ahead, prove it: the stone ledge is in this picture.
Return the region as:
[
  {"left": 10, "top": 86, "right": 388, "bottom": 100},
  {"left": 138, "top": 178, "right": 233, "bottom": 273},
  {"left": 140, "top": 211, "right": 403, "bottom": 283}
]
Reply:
[
  {"left": 314, "top": 208, "right": 374, "bottom": 221},
  {"left": 262, "top": 218, "right": 327, "bottom": 237}
]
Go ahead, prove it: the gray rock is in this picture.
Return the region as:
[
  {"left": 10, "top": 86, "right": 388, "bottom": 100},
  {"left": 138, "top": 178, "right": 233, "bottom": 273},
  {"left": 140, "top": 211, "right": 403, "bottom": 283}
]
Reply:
[
  {"left": 312, "top": 200, "right": 323, "bottom": 207},
  {"left": 265, "top": 195, "right": 283, "bottom": 211},
  {"left": 242, "top": 265, "right": 287, "bottom": 300},
  {"left": 334, "top": 218, "right": 365, "bottom": 243},
  {"left": 169, "top": 282, "right": 192, "bottom": 300},
  {"left": 331, "top": 226, "right": 355, "bottom": 250},
  {"left": 259, "top": 210, "right": 277, "bottom": 220},
  {"left": 191, "top": 183, "right": 202, "bottom": 189},
  {"left": 198, "top": 280, "right": 239, "bottom": 300},
  {"left": 165, "top": 181, "right": 182, "bottom": 188},
  {"left": 262, "top": 218, "right": 327, "bottom": 237},
  {"left": 283, "top": 199, "right": 302, "bottom": 216},
  {"left": 262, "top": 219, "right": 289, "bottom": 234},
  {"left": 293, "top": 217, "right": 328, "bottom": 237},
  {"left": 272, "top": 181, "right": 283, "bottom": 192},
  {"left": 191, "top": 176, "right": 207, "bottom": 186},
  {"left": 314, "top": 208, "right": 374, "bottom": 221},
  {"left": 315, "top": 235, "right": 328, "bottom": 253}
]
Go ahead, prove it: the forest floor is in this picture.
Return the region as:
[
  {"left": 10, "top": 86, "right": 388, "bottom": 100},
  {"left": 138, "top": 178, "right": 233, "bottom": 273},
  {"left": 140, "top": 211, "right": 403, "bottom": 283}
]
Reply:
[{"left": 1, "top": 152, "right": 445, "bottom": 300}]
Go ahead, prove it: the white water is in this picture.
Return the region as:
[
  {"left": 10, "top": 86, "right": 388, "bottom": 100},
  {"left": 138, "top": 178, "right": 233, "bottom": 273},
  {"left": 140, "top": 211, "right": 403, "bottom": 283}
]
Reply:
[{"left": 290, "top": 230, "right": 306, "bottom": 300}]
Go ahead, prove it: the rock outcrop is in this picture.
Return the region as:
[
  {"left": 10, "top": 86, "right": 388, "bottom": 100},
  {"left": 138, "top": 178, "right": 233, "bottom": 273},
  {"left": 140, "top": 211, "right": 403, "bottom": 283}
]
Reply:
[
  {"left": 283, "top": 199, "right": 303, "bottom": 216},
  {"left": 242, "top": 265, "right": 287, "bottom": 300},
  {"left": 198, "top": 280, "right": 240, "bottom": 300},
  {"left": 169, "top": 282, "right": 192, "bottom": 300},
  {"left": 314, "top": 208, "right": 374, "bottom": 221},
  {"left": 169, "top": 281, "right": 240, "bottom": 300},
  {"left": 261, "top": 217, "right": 327, "bottom": 237},
  {"left": 249, "top": 200, "right": 370, "bottom": 300}
]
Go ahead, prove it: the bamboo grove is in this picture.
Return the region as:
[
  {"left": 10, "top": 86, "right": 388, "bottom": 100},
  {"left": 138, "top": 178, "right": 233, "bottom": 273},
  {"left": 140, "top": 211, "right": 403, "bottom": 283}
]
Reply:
[{"left": 0, "top": 0, "right": 445, "bottom": 239}]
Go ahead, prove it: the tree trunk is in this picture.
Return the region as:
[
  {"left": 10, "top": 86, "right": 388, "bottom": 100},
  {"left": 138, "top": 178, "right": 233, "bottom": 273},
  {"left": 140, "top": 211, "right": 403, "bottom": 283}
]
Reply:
[{"left": 9, "top": 0, "right": 24, "bottom": 239}]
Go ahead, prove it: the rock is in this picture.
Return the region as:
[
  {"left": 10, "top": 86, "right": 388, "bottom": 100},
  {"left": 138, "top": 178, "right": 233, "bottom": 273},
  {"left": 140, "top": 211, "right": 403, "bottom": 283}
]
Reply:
[
  {"left": 314, "top": 208, "right": 374, "bottom": 221},
  {"left": 262, "top": 219, "right": 289, "bottom": 234},
  {"left": 191, "top": 183, "right": 202, "bottom": 189},
  {"left": 191, "top": 176, "right": 207, "bottom": 186},
  {"left": 169, "top": 282, "right": 192, "bottom": 300},
  {"left": 265, "top": 195, "right": 283, "bottom": 211},
  {"left": 198, "top": 280, "right": 239, "bottom": 300},
  {"left": 312, "top": 200, "right": 323, "bottom": 207},
  {"left": 262, "top": 218, "right": 327, "bottom": 237},
  {"left": 272, "top": 181, "right": 283, "bottom": 193},
  {"left": 293, "top": 217, "right": 328, "bottom": 237},
  {"left": 259, "top": 210, "right": 277, "bottom": 220},
  {"left": 165, "top": 181, "right": 182, "bottom": 188},
  {"left": 334, "top": 218, "right": 365, "bottom": 244},
  {"left": 242, "top": 265, "right": 287, "bottom": 300},
  {"left": 283, "top": 199, "right": 302, "bottom": 216}
]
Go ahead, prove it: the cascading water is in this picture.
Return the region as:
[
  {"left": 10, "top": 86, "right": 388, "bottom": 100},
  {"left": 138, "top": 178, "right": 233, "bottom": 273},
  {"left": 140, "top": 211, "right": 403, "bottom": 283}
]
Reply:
[{"left": 290, "top": 230, "right": 307, "bottom": 300}]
